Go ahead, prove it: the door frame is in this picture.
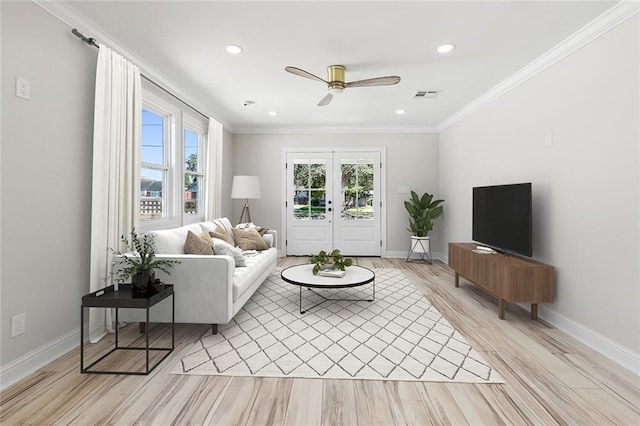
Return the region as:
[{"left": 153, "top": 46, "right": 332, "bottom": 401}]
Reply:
[{"left": 281, "top": 146, "right": 387, "bottom": 257}]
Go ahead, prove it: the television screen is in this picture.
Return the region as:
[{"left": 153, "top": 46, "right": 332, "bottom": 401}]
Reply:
[{"left": 472, "top": 183, "right": 532, "bottom": 257}]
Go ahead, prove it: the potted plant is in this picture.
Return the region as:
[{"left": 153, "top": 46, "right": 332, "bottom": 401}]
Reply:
[
  {"left": 404, "top": 190, "right": 444, "bottom": 262},
  {"left": 112, "top": 228, "right": 180, "bottom": 297},
  {"left": 310, "top": 249, "right": 353, "bottom": 275}
]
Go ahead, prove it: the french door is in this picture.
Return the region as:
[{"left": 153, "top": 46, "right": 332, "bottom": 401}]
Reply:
[{"left": 285, "top": 150, "right": 382, "bottom": 256}]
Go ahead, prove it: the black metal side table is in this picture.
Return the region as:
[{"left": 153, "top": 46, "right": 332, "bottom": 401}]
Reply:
[{"left": 80, "top": 284, "right": 174, "bottom": 375}]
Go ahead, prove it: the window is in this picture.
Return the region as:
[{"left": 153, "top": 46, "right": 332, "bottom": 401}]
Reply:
[
  {"left": 139, "top": 89, "right": 209, "bottom": 231},
  {"left": 141, "top": 109, "right": 168, "bottom": 220},
  {"left": 183, "top": 125, "right": 205, "bottom": 217}
]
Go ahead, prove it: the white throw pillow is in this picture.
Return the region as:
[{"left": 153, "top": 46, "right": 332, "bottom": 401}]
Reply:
[{"left": 212, "top": 238, "right": 246, "bottom": 267}]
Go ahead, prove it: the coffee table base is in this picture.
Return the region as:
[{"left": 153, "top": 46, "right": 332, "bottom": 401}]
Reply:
[{"left": 299, "top": 283, "right": 375, "bottom": 314}]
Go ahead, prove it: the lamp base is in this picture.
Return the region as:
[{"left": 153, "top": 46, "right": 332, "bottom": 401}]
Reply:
[{"left": 238, "top": 200, "right": 252, "bottom": 225}]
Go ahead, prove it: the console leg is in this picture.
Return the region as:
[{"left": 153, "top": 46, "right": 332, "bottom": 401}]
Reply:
[
  {"left": 531, "top": 304, "right": 538, "bottom": 320},
  {"left": 211, "top": 324, "right": 218, "bottom": 335},
  {"left": 139, "top": 322, "right": 146, "bottom": 333},
  {"left": 454, "top": 272, "right": 459, "bottom": 288},
  {"left": 498, "top": 299, "right": 505, "bottom": 320}
]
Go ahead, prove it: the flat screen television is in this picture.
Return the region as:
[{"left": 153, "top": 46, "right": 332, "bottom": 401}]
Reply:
[{"left": 472, "top": 183, "right": 532, "bottom": 257}]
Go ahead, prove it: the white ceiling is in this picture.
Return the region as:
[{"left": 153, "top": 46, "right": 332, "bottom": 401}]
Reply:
[{"left": 61, "top": 0, "right": 619, "bottom": 132}]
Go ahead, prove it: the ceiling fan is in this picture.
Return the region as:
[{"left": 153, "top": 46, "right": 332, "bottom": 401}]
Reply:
[{"left": 285, "top": 65, "right": 401, "bottom": 106}]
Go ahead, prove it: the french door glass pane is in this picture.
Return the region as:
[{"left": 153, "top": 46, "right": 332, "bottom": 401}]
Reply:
[
  {"left": 341, "top": 158, "right": 374, "bottom": 220},
  {"left": 292, "top": 159, "right": 326, "bottom": 220},
  {"left": 140, "top": 168, "right": 164, "bottom": 219}
]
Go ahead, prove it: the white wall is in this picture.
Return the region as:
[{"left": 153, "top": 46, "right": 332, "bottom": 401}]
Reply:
[
  {"left": 1, "top": 2, "right": 96, "bottom": 366},
  {"left": 438, "top": 16, "right": 639, "bottom": 356},
  {"left": 232, "top": 133, "right": 440, "bottom": 255}
]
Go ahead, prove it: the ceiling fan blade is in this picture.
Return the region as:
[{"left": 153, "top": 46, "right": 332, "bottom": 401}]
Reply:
[
  {"left": 345, "top": 76, "right": 401, "bottom": 88},
  {"left": 285, "top": 66, "right": 327, "bottom": 83},
  {"left": 317, "top": 93, "right": 333, "bottom": 106}
]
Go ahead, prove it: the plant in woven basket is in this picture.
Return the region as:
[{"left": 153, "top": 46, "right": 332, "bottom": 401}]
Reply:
[{"left": 310, "top": 249, "right": 353, "bottom": 275}]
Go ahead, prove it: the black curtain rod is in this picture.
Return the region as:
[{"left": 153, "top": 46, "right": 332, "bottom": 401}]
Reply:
[{"left": 72, "top": 28, "right": 209, "bottom": 121}]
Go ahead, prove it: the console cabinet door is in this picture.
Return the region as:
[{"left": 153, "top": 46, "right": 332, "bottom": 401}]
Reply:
[{"left": 448, "top": 243, "right": 479, "bottom": 283}]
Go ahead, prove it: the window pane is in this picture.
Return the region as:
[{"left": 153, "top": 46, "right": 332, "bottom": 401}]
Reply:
[
  {"left": 341, "top": 158, "right": 374, "bottom": 220},
  {"left": 184, "top": 174, "right": 198, "bottom": 215},
  {"left": 142, "top": 109, "right": 164, "bottom": 165},
  {"left": 140, "top": 168, "right": 164, "bottom": 219},
  {"left": 184, "top": 129, "right": 199, "bottom": 172},
  {"left": 292, "top": 159, "right": 326, "bottom": 220}
]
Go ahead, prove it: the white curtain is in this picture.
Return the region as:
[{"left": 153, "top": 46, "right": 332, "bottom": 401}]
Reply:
[
  {"left": 205, "top": 118, "right": 223, "bottom": 220},
  {"left": 88, "top": 44, "right": 141, "bottom": 342}
]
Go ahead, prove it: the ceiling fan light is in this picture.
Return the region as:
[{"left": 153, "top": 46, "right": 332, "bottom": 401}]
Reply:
[{"left": 329, "top": 86, "right": 344, "bottom": 96}]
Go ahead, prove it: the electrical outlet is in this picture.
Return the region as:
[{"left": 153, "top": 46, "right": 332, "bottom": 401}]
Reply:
[
  {"left": 11, "top": 313, "right": 26, "bottom": 337},
  {"left": 16, "top": 77, "right": 31, "bottom": 100}
]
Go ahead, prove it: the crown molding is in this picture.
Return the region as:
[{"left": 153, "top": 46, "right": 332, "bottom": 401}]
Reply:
[
  {"left": 232, "top": 125, "right": 439, "bottom": 135},
  {"left": 437, "top": 0, "right": 640, "bottom": 132},
  {"left": 32, "top": 0, "right": 230, "bottom": 127}
]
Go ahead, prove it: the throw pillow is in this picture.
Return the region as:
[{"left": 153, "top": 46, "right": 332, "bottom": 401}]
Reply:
[
  {"left": 212, "top": 239, "right": 246, "bottom": 267},
  {"left": 184, "top": 231, "right": 214, "bottom": 255},
  {"left": 232, "top": 227, "right": 269, "bottom": 251},
  {"left": 210, "top": 225, "right": 233, "bottom": 245}
]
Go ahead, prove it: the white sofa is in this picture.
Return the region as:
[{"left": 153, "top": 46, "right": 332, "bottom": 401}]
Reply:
[{"left": 117, "top": 218, "right": 277, "bottom": 333}]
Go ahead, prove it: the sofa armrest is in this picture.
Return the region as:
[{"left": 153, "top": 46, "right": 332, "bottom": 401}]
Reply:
[
  {"left": 114, "top": 253, "right": 237, "bottom": 324},
  {"left": 264, "top": 230, "right": 277, "bottom": 249}
]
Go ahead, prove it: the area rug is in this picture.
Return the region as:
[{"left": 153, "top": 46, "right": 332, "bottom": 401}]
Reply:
[{"left": 172, "top": 268, "right": 502, "bottom": 383}]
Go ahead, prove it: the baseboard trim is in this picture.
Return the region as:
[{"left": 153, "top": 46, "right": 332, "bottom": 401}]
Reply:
[
  {"left": 0, "top": 327, "right": 83, "bottom": 391},
  {"left": 525, "top": 304, "right": 640, "bottom": 376},
  {"left": 384, "top": 250, "right": 445, "bottom": 262}
]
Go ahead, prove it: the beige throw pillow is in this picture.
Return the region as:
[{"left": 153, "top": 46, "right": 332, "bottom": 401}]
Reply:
[
  {"left": 210, "top": 225, "right": 234, "bottom": 245},
  {"left": 184, "top": 230, "right": 214, "bottom": 255},
  {"left": 232, "top": 228, "right": 269, "bottom": 251}
]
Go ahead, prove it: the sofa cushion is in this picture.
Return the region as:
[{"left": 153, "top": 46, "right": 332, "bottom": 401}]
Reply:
[
  {"left": 232, "top": 228, "right": 269, "bottom": 251},
  {"left": 184, "top": 231, "right": 214, "bottom": 255},
  {"left": 212, "top": 239, "right": 246, "bottom": 266},
  {"left": 233, "top": 248, "right": 277, "bottom": 302},
  {"left": 211, "top": 218, "right": 235, "bottom": 244},
  {"left": 148, "top": 223, "right": 205, "bottom": 254},
  {"left": 211, "top": 225, "right": 234, "bottom": 245}
]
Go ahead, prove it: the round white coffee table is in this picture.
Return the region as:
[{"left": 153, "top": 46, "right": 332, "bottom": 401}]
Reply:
[{"left": 281, "top": 264, "right": 375, "bottom": 314}]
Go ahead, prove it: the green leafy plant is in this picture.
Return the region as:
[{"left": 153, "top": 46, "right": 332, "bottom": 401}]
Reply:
[
  {"left": 404, "top": 190, "right": 445, "bottom": 237},
  {"left": 112, "top": 228, "right": 180, "bottom": 283},
  {"left": 310, "top": 249, "right": 353, "bottom": 275}
]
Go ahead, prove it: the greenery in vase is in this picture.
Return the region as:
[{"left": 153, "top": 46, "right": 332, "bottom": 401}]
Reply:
[
  {"left": 112, "top": 228, "right": 180, "bottom": 283},
  {"left": 310, "top": 249, "right": 353, "bottom": 275},
  {"left": 404, "top": 190, "right": 445, "bottom": 237}
]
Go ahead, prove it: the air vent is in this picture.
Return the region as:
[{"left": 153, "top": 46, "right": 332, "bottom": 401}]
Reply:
[{"left": 414, "top": 90, "right": 440, "bottom": 99}]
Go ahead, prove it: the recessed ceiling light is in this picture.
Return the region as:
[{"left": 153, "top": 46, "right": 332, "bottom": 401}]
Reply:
[
  {"left": 268, "top": 111, "right": 278, "bottom": 116},
  {"left": 396, "top": 109, "right": 406, "bottom": 115},
  {"left": 437, "top": 43, "right": 456, "bottom": 54},
  {"left": 226, "top": 44, "right": 243, "bottom": 54}
]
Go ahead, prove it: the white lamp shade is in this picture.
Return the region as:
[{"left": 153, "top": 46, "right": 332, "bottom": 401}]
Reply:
[{"left": 231, "top": 175, "right": 261, "bottom": 199}]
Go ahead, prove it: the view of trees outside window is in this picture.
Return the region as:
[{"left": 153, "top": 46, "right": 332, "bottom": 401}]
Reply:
[
  {"left": 140, "top": 109, "right": 166, "bottom": 219},
  {"left": 293, "top": 159, "right": 327, "bottom": 220},
  {"left": 184, "top": 129, "right": 201, "bottom": 215},
  {"left": 292, "top": 158, "right": 374, "bottom": 220},
  {"left": 341, "top": 158, "right": 374, "bottom": 220}
]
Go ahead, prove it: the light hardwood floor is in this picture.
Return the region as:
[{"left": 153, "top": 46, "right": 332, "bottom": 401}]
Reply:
[{"left": 1, "top": 257, "right": 638, "bottom": 425}]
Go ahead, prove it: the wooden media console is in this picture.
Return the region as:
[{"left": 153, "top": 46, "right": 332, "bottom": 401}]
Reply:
[{"left": 448, "top": 242, "right": 554, "bottom": 320}]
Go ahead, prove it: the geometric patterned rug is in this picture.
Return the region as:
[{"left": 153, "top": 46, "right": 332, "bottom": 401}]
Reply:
[{"left": 172, "top": 268, "right": 503, "bottom": 383}]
